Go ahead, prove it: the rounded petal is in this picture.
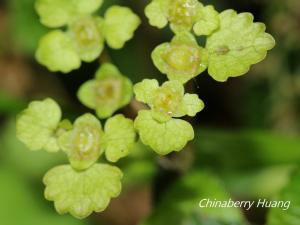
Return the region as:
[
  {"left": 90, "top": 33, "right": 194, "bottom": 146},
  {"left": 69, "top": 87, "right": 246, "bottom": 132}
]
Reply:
[
  {"left": 133, "top": 79, "right": 159, "bottom": 105},
  {"left": 95, "top": 63, "right": 122, "bottom": 79},
  {"left": 75, "top": 0, "right": 103, "bottom": 15},
  {"left": 206, "top": 10, "right": 276, "bottom": 82},
  {"left": 134, "top": 110, "right": 194, "bottom": 155},
  {"left": 77, "top": 80, "right": 98, "bottom": 109},
  {"left": 193, "top": 5, "right": 220, "bottom": 36},
  {"left": 103, "top": 6, "right": 141, "bottom": 49},
  {"left": 104, "top": 114, "right": 136, "bottom": 162},
  {"left": 35, "top": 0, "right": 73, "bottom": 28},
  {"left": 36, "top": 30, "right": 81, "bottom": 73},
  {"left": 182, "top": 93, "right": 205, "bottom": 117},
  {"left": 16, "top": 98, "right": 61, "bottom": 152},
  {"left": 145, "top": 0, "right": 169, "bottom": 28},
  {"left": 35, "top": 0, "right": 103, "bottom": 28},
  {"left": 43, "top": 163, "right": 122, "bottom": 219},
  {"left": 58, "top": 113, "right": 104, "bottom": 170}
]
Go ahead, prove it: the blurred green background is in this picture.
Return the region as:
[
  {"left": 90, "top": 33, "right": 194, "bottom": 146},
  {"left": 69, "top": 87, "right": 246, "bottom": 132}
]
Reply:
[{"left": 0, "top": 0, "right": 300, "bottom": 225}]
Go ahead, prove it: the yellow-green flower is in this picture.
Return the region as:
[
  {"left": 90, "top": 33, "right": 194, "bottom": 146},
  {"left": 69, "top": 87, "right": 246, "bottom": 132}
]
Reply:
[
  {"left": 58, "top": 114, "right": 104, "bottom": 170},
  {"left": 77, "top": 63, "right": 133, "bottom": 119},
  {"left": 35, "top": 0, "right": 141, "bottom": 73},
  {"left": 59, "top": 113, "right": 136, "bottom": 170},
  {"left": 133, "top": 79, "right": 204, "bottom": 154},
  {"left": 145, "top": 0, "right": 219, "bottom": 35},
  {"left": 152, "top": 32, "right": 208, "bottom": 84}
]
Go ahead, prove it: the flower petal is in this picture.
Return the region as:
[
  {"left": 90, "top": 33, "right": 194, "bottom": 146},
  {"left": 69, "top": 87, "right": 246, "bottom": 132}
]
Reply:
[
  {"left": 104, "top": 114, "right": 136, "bottom": 162},
  {"left": 103, "top": 6, "right": 141, "bottom": 49}
]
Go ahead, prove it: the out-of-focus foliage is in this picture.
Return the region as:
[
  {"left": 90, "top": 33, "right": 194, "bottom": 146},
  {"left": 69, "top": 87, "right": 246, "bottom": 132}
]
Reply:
[
  {"left": 1, "top": 0, "right": 300, "bottom": 224},
  {"left": 0, "top": 168, "right": 89, "bottom": 225},
  {"left": 267, "top": 169, "right": 300, "bottom": 225},
  {"left": 141, "top": 171, "right": 248, "bottom": 225},
  {"left": 8, "top": 0, "right": 48, "bottom": 54},
  {"left": 0, "top": 120, "right": 89, "bottom": 225},
  {"left": 1, "top": 120, "right": 68, "bottom": 177}
]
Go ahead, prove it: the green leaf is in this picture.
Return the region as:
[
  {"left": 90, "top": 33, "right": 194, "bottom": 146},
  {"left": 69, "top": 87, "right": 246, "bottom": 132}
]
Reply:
[
  {"left": 77, "top": 63, "right": 133, "bottom": 119},
  {"left": 103, "top": 6, "right": 141, "bottom": 49},
  {"left": 142, "top": 171, "right": 246, "bottom": 225},
  {"left": 206, "top": 10, "right": 275, "bottom": 82},
  {"left": 267, "top": 169, "right": 300, "bottom": 225},
  {"left": 36, "top": 30, "right": 81, "bottom": 73},
  {"left": 35, "top": 0, "right": 103, "bottom": 28},
  {"left": 134, "top": 110, "right": 194, "bottom": 155},
  {"left": 193, "top": 5, "right": 219, "bottom": 36},
  {"left": 16, "top": 98, "right": 61, "bottom": 152},
  {"left": 104, "top": 114, "right": 136, "bottom": 162},
  {"left": 152, "top": 32, "right": 208, "bottom": 84},
  {"left": 67, "top": 16, "right": 104, "bottom": 62},
  {"left": 44, "top": 163, "right": 123, "bottom": 219},
  {"left": 58, "top": 113, "right": 104, "bottom": 170}
]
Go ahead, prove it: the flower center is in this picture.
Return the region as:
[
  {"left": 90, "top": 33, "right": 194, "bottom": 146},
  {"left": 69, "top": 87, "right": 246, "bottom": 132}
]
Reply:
[
  {"left": 163, "top": 44, "right": 200, "bottom": 72},
  {"left": 70, "top": 17, "right": 101, "bottom": 49},
  {"left": 168, "top": 0, "right": 198, "bottom": 27},
  {"left": 95, "top": 78, "right": 122, "bottom": 104},
  {"left": 74, "top": 127, "right": 100, "bottom": 155},
  {"left": 153, "top": 87, "right": 182, "bottom": 115}
]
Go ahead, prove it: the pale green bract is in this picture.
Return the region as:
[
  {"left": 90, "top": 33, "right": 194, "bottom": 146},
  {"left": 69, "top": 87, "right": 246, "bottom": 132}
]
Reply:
[
  {"left": 103, "top": 6, "right": 141, "bottom": 49},
  {"left": 152, "top": 32, "right": 208, "bottom": 84},
  {"left": 133, "top": 80, "right": 203, "bottom": 154},
  {"left": 35, "top": 0, "right": 103, "bottom": 28},
  {"left": 206, "top": 10, "right": 276, "bottom": 82},
  {"left": 134, "top": 110, "right": 194, "bottom": 155},
  {"left": 43, "top": 164, "right": 123, "bottom": 219},
  {"left": 58, "top": 113, "right": 104, "bottom": 170},
  {"left": 16, "top": 98, "right": 61, "bottom": 152},
  {"left": 193, "top": 5, "right": 220, "bottom": 36},
  {"left": 145, "top": 0, "right": 219, "bottom": 35},
  {"left": 104, "top": 114, "right": 136, "bottom": 162},
  {"left": 78, "top": 63, "right": 133, "bottom": 119},
  {"left": 36, "top": 30, "right": 81, "bottom": 73}
]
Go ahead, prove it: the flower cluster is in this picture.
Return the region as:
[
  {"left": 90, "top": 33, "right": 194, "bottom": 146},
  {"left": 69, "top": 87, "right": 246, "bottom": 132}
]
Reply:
[
  {"left": 17, "top": 98, "right": 136, "bottom": 218},
  {"left": 131, "top": 0, "right": 275, "bottom": 155},
  {"left": 35, "top": 0, "right": 140, "bottom": 73},
  {"left": 16, "top": 0, "right": 275, "bottom": 220}
]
